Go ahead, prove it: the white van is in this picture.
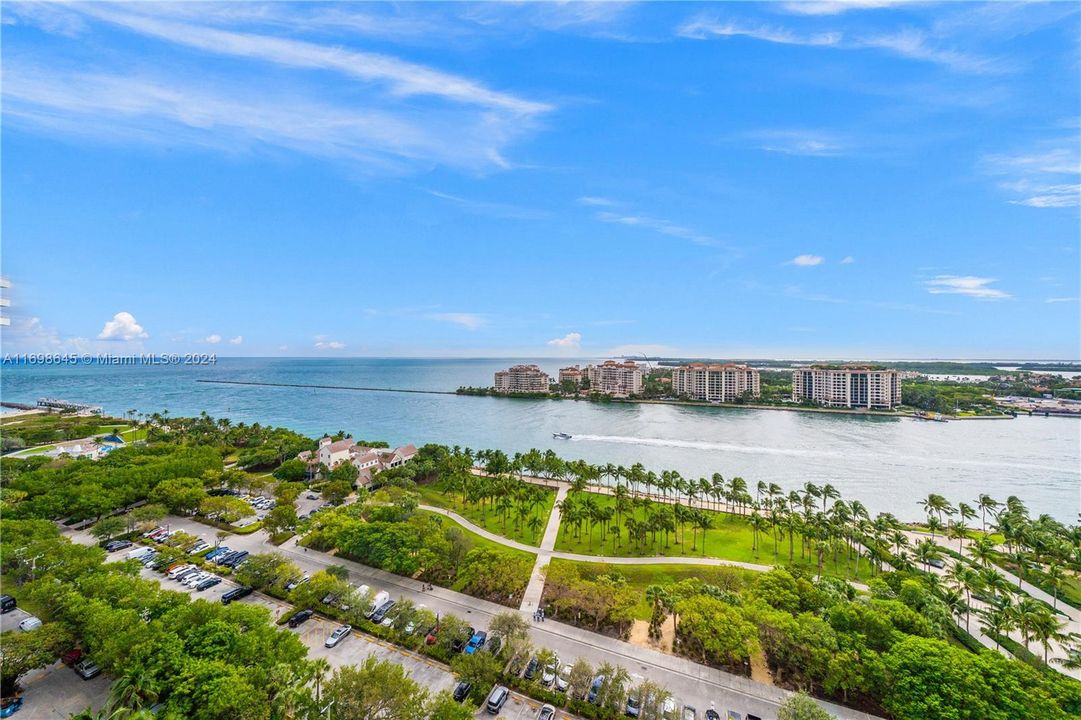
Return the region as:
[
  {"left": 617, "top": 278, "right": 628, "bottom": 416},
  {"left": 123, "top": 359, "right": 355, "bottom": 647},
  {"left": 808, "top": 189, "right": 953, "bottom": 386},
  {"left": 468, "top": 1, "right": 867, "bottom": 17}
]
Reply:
[
  {"left": 367, "top": 590, "right": 390, "bottom": 617},
  {"left": 126, "top": 546, "right": 153, "bottom": 560}
]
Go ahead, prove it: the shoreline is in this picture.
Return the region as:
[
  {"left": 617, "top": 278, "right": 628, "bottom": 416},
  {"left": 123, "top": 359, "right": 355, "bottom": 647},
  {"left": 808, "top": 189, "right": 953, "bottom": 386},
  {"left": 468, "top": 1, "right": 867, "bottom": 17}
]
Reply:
[{"left": 456, "top": 390, "right": 1018, "bottom": 420}]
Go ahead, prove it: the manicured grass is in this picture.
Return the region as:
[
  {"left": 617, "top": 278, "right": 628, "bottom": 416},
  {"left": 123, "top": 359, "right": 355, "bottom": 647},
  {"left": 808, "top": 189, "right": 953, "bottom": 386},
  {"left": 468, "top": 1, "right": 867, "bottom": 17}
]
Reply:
[
  {"left": 553, "top": 491, "right": 864, "bottom": 580},
  {"left": 415, "top": 483, "right": 556, "bottom": 547},
  {"left": 546, "top": 558, "right": 757, "bottom": 620},
  {"left": 990, "top": 553, "right": 1081, "bottom": 610},
  {"left": 416, "top": 509, "right": 537, "bottom": 566}
]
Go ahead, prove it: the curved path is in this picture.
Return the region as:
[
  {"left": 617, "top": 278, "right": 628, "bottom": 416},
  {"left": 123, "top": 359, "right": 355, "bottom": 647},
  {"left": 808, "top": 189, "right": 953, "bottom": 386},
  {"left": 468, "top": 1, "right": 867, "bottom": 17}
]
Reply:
[{"left": 418, "top": 503, "right": 870, "bottom": 589}]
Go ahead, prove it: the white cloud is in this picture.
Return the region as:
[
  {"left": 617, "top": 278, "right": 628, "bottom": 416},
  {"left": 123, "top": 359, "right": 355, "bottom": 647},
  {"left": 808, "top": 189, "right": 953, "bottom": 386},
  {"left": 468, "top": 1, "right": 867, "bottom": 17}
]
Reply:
[
  {"left": 204, "top": 334, "right": 222, "bottom": 344},
  {"left": 925, "top": 276, "right": 1011, "bottom": 300},
  {"left": 229, "top": 335, "right": 243, "bottom": 345},
  {"left": 70, "top": 4, "right": 550, "bottom": 115},
  {"left": 1045, "top": 297, "right": 1079, "bottom": 304},
  {"left": 313, "top": 338, "right": 346, "bottom": 350},
  {"left": 97, "top": 311, "right": 148, "bottom": 341},
  {"left": 983, "top": 145, "right": 1080, "bottom": 208},
  {"left": 4, "top": 4, "right": 552, "bottom": 174},
  {"left": 425, "top": 190, "right": 549, "bottom": 220},
  {"left": 789, "top": 254, "right": 825, "bottom": 267},
  {"left": 749, "top": 129, "right": 848, "bottom": 157},
  {"left": 594, "top": 210, "right": 716, "bottom": 246},
  {"left": 576, "top": 196, "right": 616, "bottom": 207},
  {"left": 857, "top": 30, "right": 1003, "bottom": 75},
  {"left": 781, "top": 1, "right": 905, "bottom": 15},
  {"left": 547, "top": 332, "right": 582, "bottom": 349},
  {"left": 428, "top": 313, "right": 488, "bottom": 330},
  {"left": 678, "top": 17, "right": 841, "bottom": 46},
  {"left": 841, "top": 256, "right": 856, "bottom": 264}
]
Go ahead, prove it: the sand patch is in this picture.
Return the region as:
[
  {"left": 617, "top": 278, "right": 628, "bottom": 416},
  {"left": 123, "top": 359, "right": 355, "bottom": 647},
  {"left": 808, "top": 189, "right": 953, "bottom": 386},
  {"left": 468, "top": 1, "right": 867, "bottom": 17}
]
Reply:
[
  {"left": 750, "top": 650, "right": 773, "bottom": 685},
  {"left": 627, "top": 618, "right": 674, "bottom": 653}
]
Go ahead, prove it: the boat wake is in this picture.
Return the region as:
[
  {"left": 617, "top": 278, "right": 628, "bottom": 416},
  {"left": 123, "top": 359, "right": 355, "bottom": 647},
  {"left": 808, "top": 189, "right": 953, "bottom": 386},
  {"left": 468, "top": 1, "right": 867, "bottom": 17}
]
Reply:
[{"left": 568, "top": 433, "right": 843, "bottom": 459}]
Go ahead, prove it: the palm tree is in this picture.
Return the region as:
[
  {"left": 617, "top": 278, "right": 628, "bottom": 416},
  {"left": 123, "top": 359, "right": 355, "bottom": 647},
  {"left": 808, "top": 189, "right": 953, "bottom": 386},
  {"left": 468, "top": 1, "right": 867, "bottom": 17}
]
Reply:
[
  {"left": 749, "top": 511, "right": 767, "bottom": 554},
  {"left": 1031, "top": 609, "right": 1066, "bottom": 663},
  {"left": 977, "top": 494, "right": 1000, "bottom": 534},
  {"left": 311, "top": 657, "right": 331, "bottom": 703},
  {"left": 820, "top": 483, "right": 839, "bottom": 513},
  {"left": 978, "top": 604, "right": 1014, "bottom": 650},
  {"left": 1045, "top": 563, "right": 1065, "bottom": 610},
  {"left": 694, "top": 511, "right": 713, "bottom": 556}
]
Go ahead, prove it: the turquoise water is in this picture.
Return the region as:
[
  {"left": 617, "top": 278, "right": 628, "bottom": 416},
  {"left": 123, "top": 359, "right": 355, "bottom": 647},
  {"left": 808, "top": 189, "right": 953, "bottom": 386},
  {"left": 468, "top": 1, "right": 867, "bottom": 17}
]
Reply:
[{"left": 2, "top": 358, "right": 1078, "bottom": 523}]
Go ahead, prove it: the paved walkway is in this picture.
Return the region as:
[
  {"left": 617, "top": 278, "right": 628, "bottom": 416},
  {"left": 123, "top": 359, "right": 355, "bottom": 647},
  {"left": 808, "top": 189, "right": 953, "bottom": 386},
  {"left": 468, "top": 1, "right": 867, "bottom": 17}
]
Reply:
[{"left": 519, "top": 485, "right": 568, "bottom": 612}]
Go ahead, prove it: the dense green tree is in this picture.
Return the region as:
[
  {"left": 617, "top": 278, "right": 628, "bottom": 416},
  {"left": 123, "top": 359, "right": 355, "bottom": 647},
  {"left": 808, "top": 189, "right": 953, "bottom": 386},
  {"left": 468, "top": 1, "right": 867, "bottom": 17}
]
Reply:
[
  {"left": 322, "top": 656, "right": 429, "bottom": 720},
  {"left": 0, "top": 624, "right": 73, "bottom": 695}
]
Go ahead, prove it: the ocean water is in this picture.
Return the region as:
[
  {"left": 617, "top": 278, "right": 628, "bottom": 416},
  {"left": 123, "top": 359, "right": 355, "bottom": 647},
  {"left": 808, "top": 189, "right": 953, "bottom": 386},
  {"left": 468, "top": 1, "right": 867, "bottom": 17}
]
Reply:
[{"left": 2, "top": 357, "right": 1078, "bottom": 523}]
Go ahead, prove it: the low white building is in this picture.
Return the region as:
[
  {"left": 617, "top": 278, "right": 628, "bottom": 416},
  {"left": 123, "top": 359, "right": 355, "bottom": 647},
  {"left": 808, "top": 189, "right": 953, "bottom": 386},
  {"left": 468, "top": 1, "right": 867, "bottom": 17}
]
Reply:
[{"left": 301, "top": 437, "right": 419, "bottom": 486}]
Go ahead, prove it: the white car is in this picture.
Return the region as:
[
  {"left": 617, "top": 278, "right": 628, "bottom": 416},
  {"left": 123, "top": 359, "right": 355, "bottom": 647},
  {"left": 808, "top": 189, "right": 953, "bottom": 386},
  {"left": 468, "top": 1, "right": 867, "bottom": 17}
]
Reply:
[
  {"left": 325, "top": 624, "right": 352, "bottom": 648},
  {"left": 285, "top": 574, "right": 310, "bottom": 591},
  {"left": 18, "top": 616, "right": 42, "bottom": 632},
  {"left": 184, "top": 572, "right": 210, "bottom": 587},
  {"left": 167, "top": 564, "right": 195, "bottom": 579},
  {"left": 555, "top": 664, "right": 572, "bottom": 692},
  {"left": 541, "top": 658, "right": 559, "bottom": 686}
]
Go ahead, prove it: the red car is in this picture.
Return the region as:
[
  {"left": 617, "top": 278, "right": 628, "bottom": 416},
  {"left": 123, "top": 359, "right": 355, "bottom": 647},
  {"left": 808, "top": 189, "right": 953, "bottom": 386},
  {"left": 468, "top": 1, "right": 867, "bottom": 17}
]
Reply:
[
  {"left": 424, "top": 627, "right": 439, "bottom": 645},
  {"left": 60, "top": 648, "right": 83, "bottom": 666}
]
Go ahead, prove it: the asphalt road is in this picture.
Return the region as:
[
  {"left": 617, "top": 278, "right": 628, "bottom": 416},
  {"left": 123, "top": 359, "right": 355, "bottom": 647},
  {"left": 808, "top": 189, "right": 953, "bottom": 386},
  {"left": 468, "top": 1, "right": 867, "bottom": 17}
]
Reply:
[{"left": 158, "top": 515, "right": 878, "bottom": 720}]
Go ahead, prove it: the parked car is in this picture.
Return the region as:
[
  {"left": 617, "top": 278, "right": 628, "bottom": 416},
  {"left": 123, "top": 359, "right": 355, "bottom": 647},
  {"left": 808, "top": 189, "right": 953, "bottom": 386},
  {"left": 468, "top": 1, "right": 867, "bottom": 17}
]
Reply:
[
  {"left": 425, "top": 626, "right": 440, "bottom": 645},
  {"left": 928, "top": 558, "right": 946, "bottom": 569},
  {"left": 485, "top": 685, "right": 508, "bottom": 715},
  {"left": 221, "top": 586, "right": 253, "bottom": 605},
  {"left": 704, "top": 710, "right": 721, "bottom": 720},
  {"left": 662, "top": 698, "right": 677, "bottom": 720},
  {"left": 369, "top": 600, "right": 395, "bottom": 624},
  {"left": 555, "top": 664, "right": 572, "bottom": 692},
  {"left": 452, "top": 681, "right": 471, "bottom": 703},
  {"left": 306, "top": 493, "right": 319, "bottom": 500},
  {"left": 288, "top": 609, "right": 314, "bottom": 628},
  {"left": 523, "top": 656, "right": 539, "bottom": 680},
  {"left": 325, "top": 625, "right": 352, "bottom": 648},
  {"left": 726, "top": 713, "right": 743, "bottom": 720},
  {"left": 187, "top": 541, "right": 210, "bottom": 554},
  {"left": 73, "top": 658, "right": 101, "bottom": 680},
  {"left": 464, "top": 630, "right": 487, "bottom": 654},
  {"left": 285, "top": 574, "right": 310, "bottom": 591},
  {"left": 195, "top": 577, "right": 221, "bottom": 592},
  {"left": 451, "top": 626, "right": 474, "bottom": 654},
  {"left": 538, "top": 705, "right": 556, "bottom": 720},
  {"left": 204, "top": 546, "right": 230, "bottom": 561},
  {"left": 18, "top": 616, "right": 42, "bottom": 632},
  {"left": 221, "top": 551, "right": 249, "bottom": 568},
  {"left": 167, "top": 564, "right": 194, "bottom": 579},
  {"left": 0, "top": 595, "right": 16, "bottom": 614},
  {"left": 105, "top": 540, "right": 133, "bottom": 552},
  {"left": 682, "top": 706, "right": 697, "bottom": 720},
  {"left": 588, "top": 675, "right": 606, "bottom": 704},
  {"left": 541, "top": 658, "right": 558, "bottom": 686},
  {"left": 60, "top": 648, "right": 83, "bottom": 666},
  {"left": 0, "top": 696, "right": 23, "bottom": 717},
  {"left": 626, "top": 695, "right": 642, "bottom": 718}
]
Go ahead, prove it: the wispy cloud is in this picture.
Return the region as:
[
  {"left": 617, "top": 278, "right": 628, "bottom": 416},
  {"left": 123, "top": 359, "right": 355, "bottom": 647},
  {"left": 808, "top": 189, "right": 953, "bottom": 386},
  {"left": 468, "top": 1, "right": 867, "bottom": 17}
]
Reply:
[
  {"left": 70, "top": 4, "right": 549, "bottom": 115},
  {"left": 204, "top": 334, "right": 222, "bottom": 344},
  {"left": 576, "top": 196, "right": 616, "bottom": 207},
  {"left": 789, "top": 254, "right": 825, "bottom": 267},
  {"left": 594, "top": 210, "right": 717, "bottom": 246},
  {"left": 313, "top": 336, "right": 346, "bottom": 350},
  {"left": 780, "top": 1, "right": 906, "bottom": 15},
  {"left": 841, "top": 256, "right": 856, "bottom": 264},
  {"left": 678, "top": 17, "right": 841, "bottom": 46},
  {"left": 547, "top": 332, "right": 582, "bottom": 349},
  {"left": 679, "top": 14, "right": 1003, "bottom": 74},
  {"left": 428, "top": 313, "right": 488, "bottom": 331},
  {"left": 1045, "top": 297, "right": 1079, "bottom": 304},
  {"left": 425, "top": 190, "right": 549, "bottom": 220},
  {"left": 924, "top": 275, "right": 1011, "bottom": 300},
  {"left": 982, "top": 144, "right": 1081, "bottom": 208},
  {"left": 229, "top": 335, "right": 243, "bottom": 345},
  {"left": 4, "top": 4, "right": 551, "bottom": 173},
  {"left": 749, "top": 129, "right": 850, "bottom": 157}
]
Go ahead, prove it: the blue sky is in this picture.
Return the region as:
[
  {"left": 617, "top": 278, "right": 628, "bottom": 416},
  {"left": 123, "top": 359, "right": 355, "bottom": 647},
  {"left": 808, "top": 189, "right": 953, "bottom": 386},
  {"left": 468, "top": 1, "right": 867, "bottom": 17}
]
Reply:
[{"left": 2, "top": 1, "right": 1078, "bottom": 359}]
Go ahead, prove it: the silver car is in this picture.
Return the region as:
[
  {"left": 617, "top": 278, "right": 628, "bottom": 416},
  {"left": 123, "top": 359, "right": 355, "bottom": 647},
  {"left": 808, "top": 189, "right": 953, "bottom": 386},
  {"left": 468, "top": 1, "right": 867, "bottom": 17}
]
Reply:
[{"left": 325, "top": 624, "right": 352, "bottom": 648}]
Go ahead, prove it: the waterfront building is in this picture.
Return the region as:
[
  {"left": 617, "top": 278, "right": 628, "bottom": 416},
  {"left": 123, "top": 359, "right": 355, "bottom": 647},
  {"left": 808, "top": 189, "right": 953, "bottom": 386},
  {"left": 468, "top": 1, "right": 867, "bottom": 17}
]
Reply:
[
  {"left": 300, "top": 437, "right": 419, "bottom": 487},
  {"left": 671, "top": 363, "right": 761, "bottom": 402},
  {"left": 558, "top": 365, "right": 585, "bottom": 386},
  {"left": 586, "top": 360, "right": 643, "bottom": 397},
  {"left": 494, "top": 364, "right": 551, "bottom": 393},
  {"left": 791, "top": 365, "right": 902, "bottom": 409}
]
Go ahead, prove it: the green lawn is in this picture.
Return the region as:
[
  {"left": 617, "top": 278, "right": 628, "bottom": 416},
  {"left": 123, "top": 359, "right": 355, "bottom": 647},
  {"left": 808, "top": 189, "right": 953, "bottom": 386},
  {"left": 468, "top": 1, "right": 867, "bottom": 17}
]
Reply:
[
  {"left": 416, "top": 509, "right": 537, "bottom": 564},
  {"left": 553, "top": 491, "right": 865, "bottom": 580},
  {"left": 990, "top": 552, "right": 1081, "bottom": 610},
  {"left": 545, "top": 558, "right": 757, "bottom": 620},
  {"left": 415, "top": 483, "right": 556, "bottom": 547}
]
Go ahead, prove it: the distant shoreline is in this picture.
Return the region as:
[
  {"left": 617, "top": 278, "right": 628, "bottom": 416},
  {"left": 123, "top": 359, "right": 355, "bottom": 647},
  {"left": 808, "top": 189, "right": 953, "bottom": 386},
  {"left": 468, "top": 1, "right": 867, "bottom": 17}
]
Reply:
[{"left": 454, "top": 389, "right": 1017, "bottom": 420}]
